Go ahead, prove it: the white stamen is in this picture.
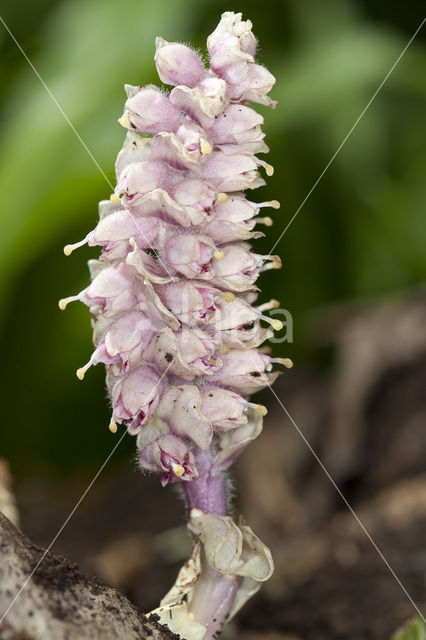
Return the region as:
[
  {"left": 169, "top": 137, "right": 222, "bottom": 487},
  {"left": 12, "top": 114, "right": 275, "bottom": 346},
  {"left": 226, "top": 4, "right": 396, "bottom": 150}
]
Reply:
[
  {"left": 260, "top": 315, "right": 283, "bottom": 331},
  {"left": 64, "top": 237, "right": 88, "bottom": 256},
  {"left": 270, "top": 357, "right": 293, "bottom": 368},
  {"left": 253, "top": 216, "right": 273, "bottom": 226},
  {"left": 58, "top": 295, "right": 79, "bottom": 310},
  {"left": 257, "top": 299, "right": 280, "bottom": 312},
  {"left": 261, "top": 255, "right": 282, "bottom": 271},
  {"left": 256, "top": 159, "right": 274, "bottom": 176},
  {"left": 250, "top": 199, "right": 280, "bottom": 209},
  {"left": 76, "top": 360, "right": 93, "bottom": 380}
]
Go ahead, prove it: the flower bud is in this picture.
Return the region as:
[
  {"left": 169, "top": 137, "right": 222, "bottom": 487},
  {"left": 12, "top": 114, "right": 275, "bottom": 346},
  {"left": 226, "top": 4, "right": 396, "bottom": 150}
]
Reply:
[{"left": 155, "top": 38, "right": 205, "bottom": 88}]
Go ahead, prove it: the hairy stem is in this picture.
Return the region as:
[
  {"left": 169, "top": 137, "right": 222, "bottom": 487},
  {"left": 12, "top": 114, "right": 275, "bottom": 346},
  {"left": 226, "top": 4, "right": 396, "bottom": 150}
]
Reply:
[{"left": 184, "top": 447, "right": 227, "bottom": 515}]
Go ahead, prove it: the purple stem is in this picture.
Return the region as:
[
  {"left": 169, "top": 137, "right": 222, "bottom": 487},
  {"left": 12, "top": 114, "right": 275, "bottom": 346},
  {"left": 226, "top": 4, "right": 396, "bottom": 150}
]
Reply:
[
  {"left": 183, "top": 446, "right": 240, "bottom": 639},
  {"left": 184, "top": 447, "right": 227, "bottom": 515}
]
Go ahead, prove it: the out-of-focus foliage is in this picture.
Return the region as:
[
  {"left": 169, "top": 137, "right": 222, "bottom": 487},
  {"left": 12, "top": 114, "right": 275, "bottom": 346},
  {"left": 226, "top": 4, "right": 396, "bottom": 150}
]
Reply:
[
  {"left": 0, "top": 0, "right": 425, "bottom": 475},
  {"left": 393, "top": 618, "right": 426, "bottom": 640}
]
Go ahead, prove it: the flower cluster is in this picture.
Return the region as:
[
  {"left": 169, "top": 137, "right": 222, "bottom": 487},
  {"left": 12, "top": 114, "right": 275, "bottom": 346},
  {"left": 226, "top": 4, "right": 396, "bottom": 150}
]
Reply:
[{"left": 62, "top": 11, "right": 290, "bottom": 639}]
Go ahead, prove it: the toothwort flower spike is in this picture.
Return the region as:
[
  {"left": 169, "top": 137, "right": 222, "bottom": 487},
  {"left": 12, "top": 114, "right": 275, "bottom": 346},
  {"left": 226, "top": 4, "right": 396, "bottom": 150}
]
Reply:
[{"left": 61, "top": 11, "right": 290, "bottom": 640}]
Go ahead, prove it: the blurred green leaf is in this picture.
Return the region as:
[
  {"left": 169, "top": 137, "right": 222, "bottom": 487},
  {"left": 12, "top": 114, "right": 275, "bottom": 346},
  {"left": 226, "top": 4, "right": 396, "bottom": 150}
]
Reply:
[
  {"left": 392, "top": 617, "right": 426, "bottom": 640},
  {"left": 0, "top": 0, "right": 199, "bottom": 311}
]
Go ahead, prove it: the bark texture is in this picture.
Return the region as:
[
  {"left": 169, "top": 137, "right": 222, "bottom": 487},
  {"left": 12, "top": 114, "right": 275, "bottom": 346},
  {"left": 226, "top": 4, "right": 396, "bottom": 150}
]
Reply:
[{"left": 0, "top": 512, "right": 176, "bottom": 640}]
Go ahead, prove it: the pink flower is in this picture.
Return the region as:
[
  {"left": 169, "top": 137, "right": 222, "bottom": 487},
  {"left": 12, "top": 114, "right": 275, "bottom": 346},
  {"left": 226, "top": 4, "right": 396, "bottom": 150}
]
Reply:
[
  {"left": 210, "top": 349, "right": 280, "bottom": 395},
  {"left": 201, "top": 150, "right": 265, "bottom": 192},
  {"left": 139, "top": 431, "right": 198, "bottom": 486},
  {"left": 117, "top": 159, "right": 170, "bottom": 205},
  {"left": 172, "top": 179, "right": 217, "bottom": 216},
  {"left": 200, "top": 387, "right": 248, "bottom": 431},
  {"left": 144, "top": 326, "right": 222, "bottom": 380},
  {"left": 211, "top": 296, "right": 274, "bottom": 349},
  {"left": 157, "top": 385, "right": 213, "bottom": 449},
  {"left": 155, "top": 38, "right": 205, "bottom": 88},
  {"left": 156, "top": 281, "right": 223, "bottom": 326},
  {"left": 209, "top": 104, "right": 265, "bottom": 150},
  {"left": 65, "top": 210, "right": 159, "bottom": 262},
  {"left": 109, "top": 365, "right": 166, "bottom": 434},
  {"left": 77, "top": 310, "right": 158, "bottom": 379},
  {"left": 207, "top": 12, "right": 257, "bottom": 60},
  {"left": 228, "top": 64, "right": 277, "bottom": 107},
  {"left": 163, "top": 234, "right": 218, "bottom": 279},
  {"left": 210, "top": 245, "right": 263, "bottom": 291},
  {"left": 170, "top": 77, "right": 227, "bottom": 128},
  {"left": 121, "top": 85, "right": 183, "bottom": 134},
  {"left": 59, "top": 262, "right": 141, "bottom": 317}
]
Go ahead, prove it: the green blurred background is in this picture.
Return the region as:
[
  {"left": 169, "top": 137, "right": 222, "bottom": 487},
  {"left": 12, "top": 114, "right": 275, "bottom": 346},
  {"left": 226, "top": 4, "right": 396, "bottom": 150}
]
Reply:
[{"left": 0, "top": 0, "right": 425, "bottom": 479}]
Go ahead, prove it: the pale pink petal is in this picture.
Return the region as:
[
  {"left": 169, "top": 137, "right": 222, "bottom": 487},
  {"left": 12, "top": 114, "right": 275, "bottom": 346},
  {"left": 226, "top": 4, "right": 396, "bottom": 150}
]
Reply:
[
  {"left": 170, "top": 78, "right": 227, "bottom": 128},
  {"left": 157, "top": 385, "right": 213, "bottom": 449},
  {"left": 122, "top": 85, "right": 183, "bottom": 134},
  {"left": 155, "top": 38, "right": 205, "bottom": 88},
  {"left": 200, "top": 387, "right": 248, "bottom": 431}
]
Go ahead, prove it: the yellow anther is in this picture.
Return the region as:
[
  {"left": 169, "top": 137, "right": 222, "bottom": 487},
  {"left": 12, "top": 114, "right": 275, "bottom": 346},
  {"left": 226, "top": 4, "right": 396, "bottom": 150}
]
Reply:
[
  {"left": 214, "top": 250, "right": 225, "bottom": 260},
  {"left": 58, "top": 299, "right": 68, "bottom": 311},
  {"left": 110, "top": 193, "right": 120, "bottom": 204},
  {"left": 64, "top": 245, "right": 73, "bottom": 256},
  {"left": 270, "top": 200, "right": 280, "bottom": 209},
  {"left": 265, "top": 164, "right": 274, "bottom": 176},
  {"left": 221, "top": 292, "right": 235, "bottom": 303},
  {"left": 255, "top": 404, "right": 268, "bottom": 416},
  {"left": 271, "top": 319, "right": 283, "bottom": 331},
  {"left": 217, "top": 192, "right": 228, "bottom": 203},
  {"left": 220, "top": 344, "right": 230, "bottom": 355},
  {"left": 282, "top": 358, "right": 293, "bottom": 369},
  {"left": 118, "top": 113, "right": 129, "bottom": 128},
  {"left": 76, "top": 367, "right": 86, "bottom": 381},
  {"left": 200, "top": 138, "right": 212, "bottom": 154},
  {"left": 258, "top": 216, "right": 273, "bottom": 226},
  {"left": 109, "top": 420, "right": 118, "bottom": 433},
  {"left": 270, "top": 299, "right": 280, "bottom": 308},
  {"left": 173, "top": 464, "right": 185, "bottom": 477}
]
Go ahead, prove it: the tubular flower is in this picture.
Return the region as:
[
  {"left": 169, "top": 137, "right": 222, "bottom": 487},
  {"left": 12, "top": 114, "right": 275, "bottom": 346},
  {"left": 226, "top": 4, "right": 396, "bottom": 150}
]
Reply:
[{"left": 62, "top": 11, "right": 291, "bottom": 640}]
